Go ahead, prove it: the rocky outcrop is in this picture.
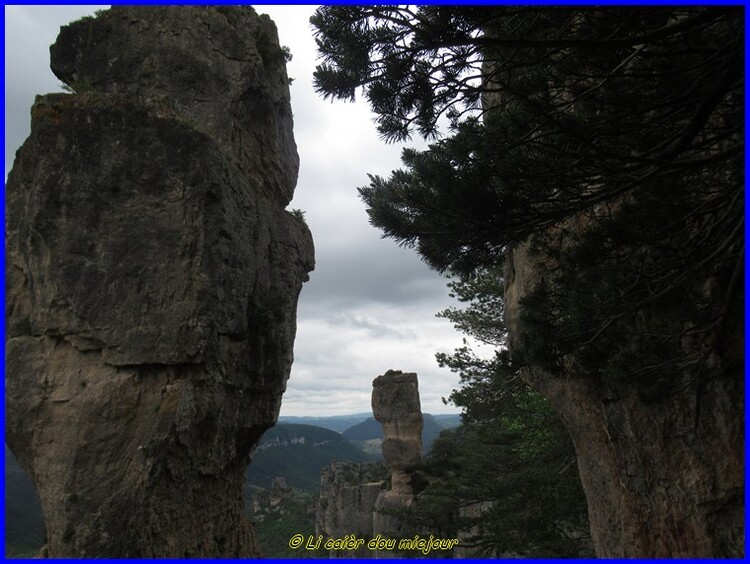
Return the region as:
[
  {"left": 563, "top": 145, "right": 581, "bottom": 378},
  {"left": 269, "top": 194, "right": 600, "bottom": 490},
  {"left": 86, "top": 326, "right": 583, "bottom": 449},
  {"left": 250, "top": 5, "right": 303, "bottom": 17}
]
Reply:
[
  {"left": 49, "top": 5, "right": 298, "bottom": 207},
  {"left": 372, "top": 371, "right": 423, "bottom": 495},
  {"left": 316, "top": 462, "right": 387, "bottom": 557},
  {"left": 311, "top": 373, "right": 425, "bottom": 557},
  {"left": 371, "top": 370, "right": 424, "bottom": 542},
  {"left": 5, "top": 6, "right": 314, "bottom": 558},
  {"left": 251, "top": 477, "right": 294, "bottom": 518},
  {"left": 504, "top": 240, "right": 743, "bottom": 557},
  {"left": 455, "top": 501, "right": 498, "bottom": 558}
]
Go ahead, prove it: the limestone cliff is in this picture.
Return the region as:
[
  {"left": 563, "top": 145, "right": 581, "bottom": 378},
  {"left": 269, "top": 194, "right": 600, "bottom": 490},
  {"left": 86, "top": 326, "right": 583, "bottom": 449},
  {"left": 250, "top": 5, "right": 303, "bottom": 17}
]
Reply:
[
  {"left": 316, "top": 462, "right": 387, "bottom": 557},
  {"left": 505, "top": 238, "right": 743, "bottom": 557},
  {"left": 5, "top": 6, "right": 314, "bottom": 557}
]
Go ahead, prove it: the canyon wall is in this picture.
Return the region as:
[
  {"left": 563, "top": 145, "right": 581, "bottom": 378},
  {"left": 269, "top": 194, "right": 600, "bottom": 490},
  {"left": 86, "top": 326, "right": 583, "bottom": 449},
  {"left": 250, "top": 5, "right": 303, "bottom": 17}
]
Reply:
[{"left": 5, "top": 6, "right": 314, "bottom": 557}]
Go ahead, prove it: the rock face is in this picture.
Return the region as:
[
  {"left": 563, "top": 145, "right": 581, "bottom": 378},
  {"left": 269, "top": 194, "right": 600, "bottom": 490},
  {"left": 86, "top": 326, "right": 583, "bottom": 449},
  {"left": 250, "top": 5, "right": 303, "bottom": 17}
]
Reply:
[
  {"left": 316, "top": 462, "right": 386, "bottom": 557},
  {"left": 5, "top": 6, "right": 314, "bottom": 558},
  {"left": 251, "top": 476, "right": 293, "bottom": 518},
  {"left": 504, "top": 240, "right": 743, "bottom": 557},
  {"left": 49, "top": 5, "right": 298, "bottom": 207},
  {"left": 371, "top": 370, "right": 423, "bottom": 540},
  {"left": 311, "top": 373, "right": 429, "bottom": 557}
]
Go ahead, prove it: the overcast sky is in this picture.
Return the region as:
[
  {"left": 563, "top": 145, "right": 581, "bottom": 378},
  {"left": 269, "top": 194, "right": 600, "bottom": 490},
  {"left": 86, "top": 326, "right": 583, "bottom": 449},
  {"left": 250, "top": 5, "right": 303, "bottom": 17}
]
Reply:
[{"left": 5, "top": 5, "right": 469, "bottom": 417}]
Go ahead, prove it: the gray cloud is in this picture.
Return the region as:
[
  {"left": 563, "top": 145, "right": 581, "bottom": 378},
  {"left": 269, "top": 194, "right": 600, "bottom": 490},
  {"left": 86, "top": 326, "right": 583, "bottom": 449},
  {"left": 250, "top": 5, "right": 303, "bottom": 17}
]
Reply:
[
  {"left": 5, "top": 5, "right": 468, "bottom": 417},
  {"left": 300, "top": 242, "right": 450, "bottom": 312}
]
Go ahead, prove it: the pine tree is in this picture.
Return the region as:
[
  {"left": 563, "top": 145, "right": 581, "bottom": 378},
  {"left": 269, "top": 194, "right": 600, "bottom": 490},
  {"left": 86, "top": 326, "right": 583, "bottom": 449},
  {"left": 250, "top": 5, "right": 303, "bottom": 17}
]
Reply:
[
  {"left": 312, "top": 6, "right": 744, "bottom": 557},
  {"left": 312, "top": 4, "right": 743, "bottom": 394}
]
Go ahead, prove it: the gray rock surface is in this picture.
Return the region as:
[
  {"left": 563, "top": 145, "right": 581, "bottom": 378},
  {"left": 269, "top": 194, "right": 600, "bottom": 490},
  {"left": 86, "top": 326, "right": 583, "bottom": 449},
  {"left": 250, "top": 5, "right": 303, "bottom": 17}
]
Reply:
[
  {"left": 50, "top": 6, "right": 298, "bottom": 206},
  {"left": 371, "top": 371, "right": 423, "bottom": 544},
  {"left": 372, "top": 370, "right": 423, "bottom": 492},
  {"left": 316, "top": 462, "right": 385, "bottom": 557},
  {"left": 5, "top": 6, "right": 313, "bottom": 558},
  {"left": 251, "top": 476, "right": 294, "bottom": 518},
  {"left": 504, "top": 239, "right": 743, "bottom": 557}
]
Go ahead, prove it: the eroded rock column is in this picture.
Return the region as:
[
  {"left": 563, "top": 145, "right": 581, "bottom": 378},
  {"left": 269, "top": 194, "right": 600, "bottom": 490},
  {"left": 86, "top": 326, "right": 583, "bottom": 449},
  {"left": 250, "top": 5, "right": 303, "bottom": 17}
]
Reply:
[
  {"left": 5, "top": 6, "right": 314, "bottom": 557},
  {"left": 371, "top": 370, "right": 423, "bottom": 543}
]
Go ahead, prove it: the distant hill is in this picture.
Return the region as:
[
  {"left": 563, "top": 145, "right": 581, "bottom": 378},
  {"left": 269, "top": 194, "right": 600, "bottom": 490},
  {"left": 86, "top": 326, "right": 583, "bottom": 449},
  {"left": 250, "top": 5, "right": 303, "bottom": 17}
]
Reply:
[
  {"left": 278, "top": 412, "right": 463, "bottom": 434},
  {"left": 246, "top": 423, "right": 375, "bottom": 493},
  {"left": 278, "top": 413, "right": 371, "bottom": 433},
  {"left": 341, "top": 417, "right": 382, "bottom": 441},
  {"left": 432, "top": 413, "right": 462, "bottom": 429},
  {"left": 342, "top": 414, "right": 448, "bottom": 452},
  {"left": 5, "top": 445, "right": 45, "bottom": 557}
]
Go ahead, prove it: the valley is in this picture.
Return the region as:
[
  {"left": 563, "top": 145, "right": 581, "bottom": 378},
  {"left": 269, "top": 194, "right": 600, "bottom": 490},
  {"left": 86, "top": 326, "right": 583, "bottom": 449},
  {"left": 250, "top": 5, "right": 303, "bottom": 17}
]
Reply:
[{"left": 5, "top": 413, "right": 460, "bottom": 557}]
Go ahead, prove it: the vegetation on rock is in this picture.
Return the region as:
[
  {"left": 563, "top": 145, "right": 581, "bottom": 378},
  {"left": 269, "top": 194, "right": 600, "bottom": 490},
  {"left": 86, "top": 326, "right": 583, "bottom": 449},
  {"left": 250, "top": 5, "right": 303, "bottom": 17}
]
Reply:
[{"left": 251, "top": 484, "right": 320, "bottom": 558}]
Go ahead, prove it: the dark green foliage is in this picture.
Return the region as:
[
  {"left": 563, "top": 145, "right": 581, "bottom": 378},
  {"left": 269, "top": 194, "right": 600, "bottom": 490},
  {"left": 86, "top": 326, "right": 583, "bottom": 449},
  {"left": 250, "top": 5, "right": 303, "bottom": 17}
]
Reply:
[
  {"left": 313, "top": 5, "right": 743, "bottom": 394},
  {"left": 312, "top": 6, "right": 502, "bottom": 141},
  {"left": 289, "top": 208, "right": 307, "bottom": 223},
  {"left": 435, "top": 268, "right": 527, "bottom": 422},
  {"left": 359, "top": 124, "right": 507, "bottom": 273},
  {"left": 438, "top": 267, "right": 505, "bottom": 345},
  {"left": 419, "top": 269, "right": 592, "bottom": 556},
  {"left": 252, "top": 491, "right": 321, "bottom": 558},
  {"left": 387, "top": 382, "right": 592, "bottom": 556},
  {"left": 413, "top": 413, "right": 592, "bottom": 557}
]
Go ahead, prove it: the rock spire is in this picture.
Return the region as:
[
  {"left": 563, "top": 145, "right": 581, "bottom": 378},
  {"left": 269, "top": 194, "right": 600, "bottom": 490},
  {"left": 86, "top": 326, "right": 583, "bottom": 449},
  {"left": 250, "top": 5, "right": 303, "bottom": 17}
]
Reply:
[
  {"left": 371, "top": 370, "right": 423, "bottom": 544},
  {"left": 5, "top": 6, "right": 314, "bottom": 557}
]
